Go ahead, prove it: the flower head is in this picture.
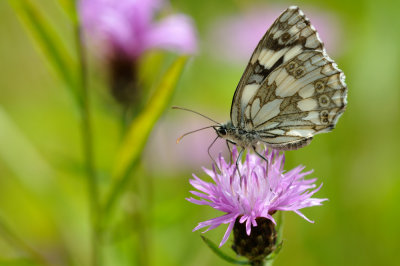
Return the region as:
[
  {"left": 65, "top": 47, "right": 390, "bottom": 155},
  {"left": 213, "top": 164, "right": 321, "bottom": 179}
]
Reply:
[
  {"left": 187, "top": 147, "right": 327, "bottom": 247},
  {"left": 79, "top": 0, "right": 197, "bottom": 59},
  {"left": 79, "top": 0, "right": 197, "bottom": 106}
]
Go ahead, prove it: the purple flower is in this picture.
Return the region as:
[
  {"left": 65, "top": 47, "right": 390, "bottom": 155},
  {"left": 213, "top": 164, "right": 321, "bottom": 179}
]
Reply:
[
  {"left": 144, "top": 116, "right": 228, "bottom": 172},
  {"left": 187, "top": 147, "right": 327, "bottom": 247},
  {"left": 79, "top": 0, "right": 197, "bottom": 59}
]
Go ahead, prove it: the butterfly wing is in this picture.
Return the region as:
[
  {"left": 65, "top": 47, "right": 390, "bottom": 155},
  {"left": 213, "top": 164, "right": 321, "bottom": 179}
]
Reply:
[
  {"left": 230, "top": 6, "right": 347, "bottom": 150},
  {"left": 249, "top": 50, "right": 347, "bottom": 150}
]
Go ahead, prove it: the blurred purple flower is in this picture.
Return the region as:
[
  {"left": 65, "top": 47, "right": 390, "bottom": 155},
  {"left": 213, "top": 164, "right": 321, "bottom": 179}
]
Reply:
[
  {"left": 207, "top": 5, "right": 342, "bottom": 63},
  {"left": 144, "top": 116, "right": 227, "bottom": 172},
  {"left": 79, "top": 0, "right": 197, "bottom": 59},
  {"left": 187, "top": 147, "right": 327, "bottom": 247}
]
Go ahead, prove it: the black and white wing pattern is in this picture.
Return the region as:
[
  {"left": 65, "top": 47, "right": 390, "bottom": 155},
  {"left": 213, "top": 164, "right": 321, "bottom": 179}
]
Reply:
[{"left": 230, "top": 6, "right": 347, "bottom": 150}]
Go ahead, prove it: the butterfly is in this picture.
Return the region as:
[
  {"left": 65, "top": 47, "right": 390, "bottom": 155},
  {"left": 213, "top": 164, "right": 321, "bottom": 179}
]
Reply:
[{"left": 175, "top": 6, "right": 347, "bottom": 159}]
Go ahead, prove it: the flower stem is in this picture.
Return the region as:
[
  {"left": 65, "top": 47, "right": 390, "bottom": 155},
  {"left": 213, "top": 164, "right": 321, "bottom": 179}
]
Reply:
[
  {"left": 137, "top": 170, "right": 153, "bottom": 266},
  {"left": 75, "top": 11, "right": 101, "bottom": 266},
  {"left": 265, "top": 260, "right": 274, "bottom": 266},
  {"left": 250, "top": 258, "right": 275, "bottom": 266},
  {"left": 104, "top": 164, "right": 138, "bottom": 218}
]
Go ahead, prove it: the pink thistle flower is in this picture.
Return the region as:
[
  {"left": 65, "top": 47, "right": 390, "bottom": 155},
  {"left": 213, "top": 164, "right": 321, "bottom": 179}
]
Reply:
[
  {"left": 79, "top": 0, "right": 197, "bottom": 105},
  {"left": 79, "top": 0, "right": 197, "bottom": 59},
  {"left": 187, "top": 147, "right": 327, "bottom": 247}
]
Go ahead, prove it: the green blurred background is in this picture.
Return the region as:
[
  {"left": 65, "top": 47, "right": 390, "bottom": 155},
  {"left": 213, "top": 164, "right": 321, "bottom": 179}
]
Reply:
[{"left": 1, "top": 0, "right": 400, "bottom": 265}]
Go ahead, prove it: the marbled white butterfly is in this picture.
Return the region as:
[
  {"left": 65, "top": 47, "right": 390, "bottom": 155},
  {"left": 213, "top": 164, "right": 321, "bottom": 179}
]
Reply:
[{"left": 175, "top": 6, "right": 347, "bottom": 158}]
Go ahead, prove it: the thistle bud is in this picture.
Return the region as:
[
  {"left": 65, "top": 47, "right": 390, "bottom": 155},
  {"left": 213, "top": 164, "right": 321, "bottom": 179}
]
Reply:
[
  {"left": 109, "top": 55, "right": 140, "bottom": 106},
  {"left": 232, "top": 217, "right": 277, "bottom": 265}
]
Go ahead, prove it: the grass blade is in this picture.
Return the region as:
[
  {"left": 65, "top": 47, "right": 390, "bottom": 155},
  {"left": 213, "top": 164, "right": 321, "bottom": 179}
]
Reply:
[
  {"left": 57, "top": 0, "right": 77, "bottom": 22},
  {"left": 0, "top": 215, "right": 49, "bottom": 266},
  {"left": 8, "top": 0, "right": 80, "bottom": 102},
  {"left": 104, "top": 56, "right": 188, "bottom": 215},
  {"left": 0, "top": 106, "right": 54, "bottom": 192}
]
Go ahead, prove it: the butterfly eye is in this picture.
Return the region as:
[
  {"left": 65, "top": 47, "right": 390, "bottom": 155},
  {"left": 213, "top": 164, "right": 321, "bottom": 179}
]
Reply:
[{"left": 218, "top": 128, "right": 227, "bottom": 136}]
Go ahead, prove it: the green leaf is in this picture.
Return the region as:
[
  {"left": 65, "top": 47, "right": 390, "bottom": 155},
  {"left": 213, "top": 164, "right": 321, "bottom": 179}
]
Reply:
[
  {"left": 265, "top": 211, "right": 284, "bottom": 262},
  {"left": 0, "top": 215, "right": 49, "bottom": 265},
  {"left": 113, "top": 56, "right": 188, "bottom": 179},
  {"left": 265, "top": 241, "right": 283, "bottom": 262},
  {"left": 0, "top": 106, "right": 54, "bottom": 193},
  {"left": 275, "top": 211, "right": 284, "bottom": 249},
  {"left": 104, "top": 56, "right": 188, "bottom": 214},
  {"left": 8, "top": 0, "right": 80, "bottom": 100},
  {"left": 201, "top": 236, "right": 250, "bottom": 265},
  {"left": 57, "top": 0, "right": 78, "bottom": 23}
]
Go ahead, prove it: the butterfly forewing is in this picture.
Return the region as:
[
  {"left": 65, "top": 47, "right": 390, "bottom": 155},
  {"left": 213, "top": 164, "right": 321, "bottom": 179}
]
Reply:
[{"left": 230, "top": 6, "right": 347, "bottom": 150}]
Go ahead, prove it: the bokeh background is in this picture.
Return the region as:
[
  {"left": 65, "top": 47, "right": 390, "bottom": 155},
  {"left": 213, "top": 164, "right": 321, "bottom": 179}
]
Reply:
[{"left": 1, "top": 0, "right": 400, "bottom": 265}]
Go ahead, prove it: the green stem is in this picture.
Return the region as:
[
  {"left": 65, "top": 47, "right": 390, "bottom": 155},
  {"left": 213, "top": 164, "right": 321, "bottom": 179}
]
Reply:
[
  {"left": 137, "top": 169, "right": 153, "bottom": 266},
  {"left": 104, "top": 162, "right": 138, "bottom": 218},
  {"left": 0, "top": 216, "right": 50, "bottom": 266},
  {"left": 263, "top": 211, "right": 284, "bottom": 266},
  {"left": 74, "top": 9, "right": 101, "bottom": 266},
  {"left": 264, "top": 260, "right": 274, "bottom": 266}
]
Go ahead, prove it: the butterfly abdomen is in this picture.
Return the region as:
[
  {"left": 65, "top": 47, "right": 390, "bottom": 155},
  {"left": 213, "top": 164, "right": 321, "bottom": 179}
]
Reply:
[
  {"left": 218, "top": 121, "right": 314, "bottom": 151},
  {"left": 266, "top": 137, "right": 313, "bottom": 150}
]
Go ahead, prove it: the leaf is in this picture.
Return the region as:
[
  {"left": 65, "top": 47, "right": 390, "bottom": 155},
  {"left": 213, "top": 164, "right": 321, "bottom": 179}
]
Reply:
[
  {"left": 265, "top": 211, "right": 284, "bottom": 262},
  {"left": 0, "top": 258, "right": 40, "bottom": 266},
  {"left": 138, "top": 51, "right": 166, "bottom": 91},
  {"left": 201, "top": 236, "right": 250, "bottom": 265},
  {"left": 275, "top": 211, "right": 284, "bottom": 249},
  {"left": 113, "top": 56, "right": 188, "bottom": 179},
  {"left": 57, "top": 0, "right": 78, "bottom": 23},
  {"left": 104, "top": 56, "right": 188, "bottom": 214},
  {"left": 0, "top": 106, "right": 54, "bottom": 193},
  {"left": 0, "top": 215, "right": 49, "bottom": 265},
  {"left": 265, "top": 241, "right": 283, "bottom": 261},
  {"left": 8, "top": 0, "right": 80, "bottom": 101}
]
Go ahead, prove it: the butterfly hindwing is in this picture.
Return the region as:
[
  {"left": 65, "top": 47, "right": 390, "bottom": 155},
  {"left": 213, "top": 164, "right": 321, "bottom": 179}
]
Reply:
[
  {"left": 230, "top": 6, "right": 347, "bottom": 150},
  {"left": 249, "top": 50, "right": 347, "bottom": 149}
]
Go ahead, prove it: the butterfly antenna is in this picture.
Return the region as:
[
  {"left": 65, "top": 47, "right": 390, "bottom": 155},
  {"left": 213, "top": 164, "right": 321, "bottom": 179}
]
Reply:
[
  {"left": 176, "top": 126, "right": 217, "bottom": 144},
  {"left": 172, "top": 106, "right": 221, "bottom": 125}
]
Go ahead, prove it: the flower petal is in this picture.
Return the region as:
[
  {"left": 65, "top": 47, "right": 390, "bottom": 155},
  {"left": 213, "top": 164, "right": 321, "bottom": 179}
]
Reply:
[
  {"left": 219, "top": 220, "right": 236, "bottom": 247},
  {"left": 144, "top": 14, "right": 197, "bottom": 54}
]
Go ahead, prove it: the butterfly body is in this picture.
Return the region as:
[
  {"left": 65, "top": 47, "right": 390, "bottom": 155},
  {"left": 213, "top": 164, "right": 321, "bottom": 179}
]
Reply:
[
  {"left": 215, "top": 122, "right": 313, "bottom": 151},
  {"left": 215, "top": 122, "right": 259, "bottom": 148}
]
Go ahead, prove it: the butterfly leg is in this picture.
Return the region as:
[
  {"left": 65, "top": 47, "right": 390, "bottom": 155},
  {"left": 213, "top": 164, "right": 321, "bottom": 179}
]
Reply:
[
  {"left": 235, "top": 148, "right": 244, "bottom": 179},
  {"left": 252, "top": 145, "right": 269, "bottom": 175},
  {"left": 208, "top": 136, "right": 220, "bottom": 171},
  {"left": 226, "top": 141, "right": 233, "bottom": 164}
]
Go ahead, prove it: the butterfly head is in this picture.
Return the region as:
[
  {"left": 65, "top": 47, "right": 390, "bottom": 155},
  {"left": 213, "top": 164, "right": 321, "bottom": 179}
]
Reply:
[
  {"left": 214, "top": 125, "right": 228, "bottom": 138},
  {"left": 214, "top": 121, "right": 236, "bottom": 141}
]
